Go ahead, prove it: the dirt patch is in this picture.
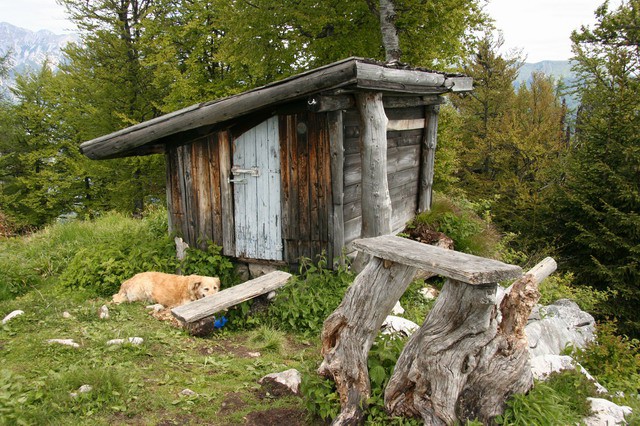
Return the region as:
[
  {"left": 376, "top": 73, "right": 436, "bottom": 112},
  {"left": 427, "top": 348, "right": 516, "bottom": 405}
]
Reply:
[
  {"left": 403, "top": 223, "right": 454, "bottom": 249},
  {"left": 218, "top": 392, "right": 247, "bottom": 416},
  {"left": 198, "top": 336, "right": 261, "bottom": 359},
  {"left": 244, "top": 408, "right": 312, "bottom": 426}
]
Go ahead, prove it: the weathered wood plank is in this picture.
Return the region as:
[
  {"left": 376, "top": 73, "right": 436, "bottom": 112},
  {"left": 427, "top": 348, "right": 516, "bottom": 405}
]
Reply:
[
  {"left": 328, "top": 110, "right": 345, "bottom": 264},
  {"left": 353, "top": 235, "right": 523, "bottom": 284},
  {"left": 218, "top": 131, "right": 235, "bottom": 256},
  {"left": 172, "top": 270, "right": 293, "bottom": 324},
  {"left": 193, "top": 140, "right": 213, "bottom": 248},
  {"left": 307, "top": 94, "right": 444, "bottom": 113},
  {"left": 208, "top": 135, "right": 224, "bottom": 247},
  {"left": 418, "top": 105, "right": 439, "bottom": 212}
]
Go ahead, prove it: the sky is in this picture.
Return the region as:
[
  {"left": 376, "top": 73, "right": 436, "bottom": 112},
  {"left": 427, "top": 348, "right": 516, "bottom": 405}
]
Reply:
[{"left": 0, "top": 0, "right": 622, "bottom": 63}]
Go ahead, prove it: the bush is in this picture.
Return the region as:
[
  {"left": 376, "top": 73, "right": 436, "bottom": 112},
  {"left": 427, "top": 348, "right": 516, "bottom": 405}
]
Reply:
[
  {"left": 538, "top": 272, "right": 613, "bottom": 313},
  {"left": 266, "top": 255, "right": 353, "bottom": 337},
  {"left": 495, "top": 370, "right": 595, "bottom": 426},
  {"left": 405, "top": 195, "right": 500, "bottom": 258}
]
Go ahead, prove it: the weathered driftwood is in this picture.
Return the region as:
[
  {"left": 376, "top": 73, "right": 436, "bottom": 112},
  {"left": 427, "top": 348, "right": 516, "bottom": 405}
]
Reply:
[
  {"left": 351, "top": 92, "right": 392, "bottom": 272},
  {"left": 172, "top": 270, "right": 291, "bottom": 335},
  {"left": 318, "top": 256, "right": 417, "bottom": 425},
  {"left": 320, "top": 236, "right": 522, "bottom": 425},
  {"left": 385, "top": 257, "right": 557, "bottom": 425}
]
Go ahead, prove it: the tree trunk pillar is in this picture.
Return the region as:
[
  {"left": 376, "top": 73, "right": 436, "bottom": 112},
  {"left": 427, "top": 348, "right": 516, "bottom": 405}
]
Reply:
[{"left": 352, "top": 92, "right": 392, "bottom": 273}]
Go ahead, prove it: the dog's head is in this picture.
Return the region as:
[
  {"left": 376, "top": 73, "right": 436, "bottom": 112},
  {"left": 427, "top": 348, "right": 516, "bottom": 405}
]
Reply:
[{"left": 188, "top": 276, "right": 221, "bottom": 300}]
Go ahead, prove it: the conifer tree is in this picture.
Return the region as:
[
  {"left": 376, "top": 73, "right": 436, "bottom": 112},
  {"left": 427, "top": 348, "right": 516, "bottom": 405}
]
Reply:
[{"left": 549, "top": 0, "right": 640, "bottom": 335}]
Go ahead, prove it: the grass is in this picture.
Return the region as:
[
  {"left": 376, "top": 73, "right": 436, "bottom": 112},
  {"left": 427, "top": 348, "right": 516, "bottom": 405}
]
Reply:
[{"left": 0, "top": 282, "right": 319, "bottom": 425}]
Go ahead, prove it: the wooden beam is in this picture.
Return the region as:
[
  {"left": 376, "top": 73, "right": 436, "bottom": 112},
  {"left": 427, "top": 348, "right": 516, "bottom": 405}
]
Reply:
[
  {"left": 307, "top": 94, "right": 445, "bottom": 113},
  {"left": 328, "top": 110, "right": 345, "bottom": 266},
  {"left": 172, "top": 270, "right": 292, "bottom": 324},
  {"left": 418, "top": 104, "right": 440, "bottom": 212},
  {"left": 353, "top": 235, "right": 522, "bottom": 284},
  {"left": 218, "top": 131, "right": 235, "bottom": 256}
]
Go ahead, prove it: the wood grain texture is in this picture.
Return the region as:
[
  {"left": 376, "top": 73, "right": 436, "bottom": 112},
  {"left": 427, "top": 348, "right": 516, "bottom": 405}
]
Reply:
[
  {"left": 172, "top": 270, "right": 292, "bottom": 323},
  {"left": 418, "top": 105, "right": 439, "bottom": 212},
  {"left": 352, "top": 235, "right": 522, "bottom": 284}
]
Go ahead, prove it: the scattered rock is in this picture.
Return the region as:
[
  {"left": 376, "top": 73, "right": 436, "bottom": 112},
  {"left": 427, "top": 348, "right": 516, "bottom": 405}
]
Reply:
[
  {"left": 146, "top": 304, "right": 165, "bottom": 312},
  {"left": 584, "top": 398, "right": 632, "bottom": 426},
  {"left": 2, "top": 310, "right": 24, "bottom": 324},
  {"left": 266, "top": 291, "right": 277, "bottom": 300},
  {"left": 70, "top": 384, "right": 93, "bottom": 398},
  {"left": 62, "top": 311, "right": 73, "bottom": 319},
  {"left": 234, "top": 263, "right": 251, "bottom": 282},
  {"left": 381, "top": 315, "right": 419, "bottom": 337},
  {"left": 258, "top": 369, "right": 302, "bottom": 396},
  {"left": 247, "top": 351, "right": 261, "bottom": 358},
  {"left": 179, "top": 388, "right": 197, "bottom": 396},
  {"left": 526, "top": 299, "right": 595, "bottom": 358},
  {"left": 98, "top": 305, "right": 110, "bottom": 320},
  {"left": 419, "top": 286, "right": 439, "bottom": 300},
  {"left": 47, "top": 339, "right": 80, "bottom": 348},
  {"left": 391, "top": 301, "right": 405, "bottom": 315},
  {"left": 106, "top": 337, "right": 144, "bottom": 346}
]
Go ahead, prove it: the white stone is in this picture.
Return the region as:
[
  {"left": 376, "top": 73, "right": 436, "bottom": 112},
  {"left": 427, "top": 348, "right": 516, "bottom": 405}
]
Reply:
[
  {"left": 526, "top": 299, "right": 595, "bottom": 358},
  {"left": 391, "top": 301, "right": 405, "bottom": 315},
  {"left": 419, "top": 286, "right": 438, "bottom": 300},
  {"left": 62, "top": 311, "right": 73, "bottom": 319},
  {"left": 106, "top": 337, "right": 144, "bottom": 346},
  {"left": 583, "top": 398, "right": 632, "bottom": 426},
  {"left": 266, "top": 291, "right": 277, "bottom": 300},
  {"left": 179, "top": 388, "right": 197, "bottom": 396},
  {"left": 47, "top": 339, "right": 80, "bottom": 348},
  {"left": 98, "top": 305, "right": 110, "bottom": 319},
  {"left": 381, "top": 315, "right": 419, "bottom": 337},
  {"left": 258, "top": 369, "right": 302, "bottom": 395},
  {"left": 2, "top": 310, "right": 24, "bottom": 324},
  {"left": 146, "top": 304, "right": 165, "bottom": 312},
  {"left": 248, "top": 263, "right": 279, "bottom": 278},
  {"left": 247, "top": 351, "right": 261, "bottom": 358}
]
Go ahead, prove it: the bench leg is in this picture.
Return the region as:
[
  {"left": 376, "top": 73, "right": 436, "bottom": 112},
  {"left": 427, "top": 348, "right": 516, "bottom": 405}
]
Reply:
[{"left": 318, "top": 256, "right": 416, "bottom": 425}]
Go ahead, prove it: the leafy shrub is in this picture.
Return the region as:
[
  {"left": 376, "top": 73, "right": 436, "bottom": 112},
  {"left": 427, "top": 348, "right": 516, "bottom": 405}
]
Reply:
[
  {"left": 180, "top": 243, "right": 236, "bottom": 288},
  {"left": 572, "top": 321, "right": 640, "bottom": 396},
  {"left": 405, "top": 195, "right": 500, "bottom": 258},
  {"left": 495, "top": 380, "right": 584, "bottom": 425},
  {"left": 266, "top": 255, "right": 353, "bottom": 337},
  {"left": 538, "top": 272, "right": 613, "bottom": 313}
]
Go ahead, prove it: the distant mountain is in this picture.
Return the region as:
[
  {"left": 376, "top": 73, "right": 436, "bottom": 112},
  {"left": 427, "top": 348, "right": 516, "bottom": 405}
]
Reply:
[
  {"left": 0, "top": 22, "right": 77, "bottom": 99},
  {"left": 516, "top": 60, "right": 579, "bottom": 110}
]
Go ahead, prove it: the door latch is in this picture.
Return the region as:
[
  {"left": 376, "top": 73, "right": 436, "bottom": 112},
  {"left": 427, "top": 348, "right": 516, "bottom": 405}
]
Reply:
[{"left": 231, "top": 166, "right": 260, "bottom": 177}]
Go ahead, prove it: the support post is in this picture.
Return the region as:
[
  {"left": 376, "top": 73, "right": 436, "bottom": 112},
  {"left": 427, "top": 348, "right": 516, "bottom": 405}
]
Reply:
[
  {"left": 328, "top": 110, "right": 345, "bottom": 267},
  {"left": 352, "top": 92, "right": 392, "bottom": 272},
  {"left": 418, "top": 104, "right": 440, "bottom": 212}
]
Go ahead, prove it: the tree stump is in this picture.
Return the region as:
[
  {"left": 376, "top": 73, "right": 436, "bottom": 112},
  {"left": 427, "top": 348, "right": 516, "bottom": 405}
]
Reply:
[
  {"left": 385, "top": 257, "right": 557, "bottom": 425},
  {"left": 318, "top": 256, "right": 417, "bottom": 425}
]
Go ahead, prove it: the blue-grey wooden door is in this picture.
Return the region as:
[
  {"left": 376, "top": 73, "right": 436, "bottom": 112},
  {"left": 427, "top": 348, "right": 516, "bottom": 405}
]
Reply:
[{"left": 231, "top": 116, "right": 283, "bottom": 260}]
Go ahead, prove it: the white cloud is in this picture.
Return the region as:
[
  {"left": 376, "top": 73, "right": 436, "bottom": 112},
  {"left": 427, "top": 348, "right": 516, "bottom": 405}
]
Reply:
[{"left": 0, "top": 0, "right": 76, "bottom": 34}]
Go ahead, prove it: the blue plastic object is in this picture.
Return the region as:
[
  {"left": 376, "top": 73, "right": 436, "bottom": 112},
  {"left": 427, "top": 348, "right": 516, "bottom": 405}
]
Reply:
[{"left": 213, "top": 316, "right": 228, "bottom": 329}]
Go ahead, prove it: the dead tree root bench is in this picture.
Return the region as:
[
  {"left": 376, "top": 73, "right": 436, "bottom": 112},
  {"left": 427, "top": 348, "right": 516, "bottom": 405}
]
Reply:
[{"left": 318, "top": 235, "right": 556, "bottom": 425}]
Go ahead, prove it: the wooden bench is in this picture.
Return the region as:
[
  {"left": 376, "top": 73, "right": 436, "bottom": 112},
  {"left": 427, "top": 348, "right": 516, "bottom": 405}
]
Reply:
[
  {"left": 318, "top": 235, "right": 555, "bottom": 425},
  {"left": 172, "top": 270, "right": 292, "bottom": 335}
]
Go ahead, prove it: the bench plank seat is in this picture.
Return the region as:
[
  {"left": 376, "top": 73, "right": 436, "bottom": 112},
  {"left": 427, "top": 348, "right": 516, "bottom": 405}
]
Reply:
[
  {"left": 352, "top": 235, "right": 522, "bottom": 284},
  {"left": 172, "top": 270, "right": 292, "bottom": 324}
]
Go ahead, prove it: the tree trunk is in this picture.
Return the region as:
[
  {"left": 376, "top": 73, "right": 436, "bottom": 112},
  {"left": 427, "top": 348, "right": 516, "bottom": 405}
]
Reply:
[
  {"left": 318, "top": 256, "right": 416, "bottom": 425},
  {"left": 379, "top": 0, "right": 401, "bottom": 63},
  {"left": 352, "top": 92, "right": 392, "bottom": 272},
  {"left": 385, "top": 258, "right": 556, "bottom": 424}
]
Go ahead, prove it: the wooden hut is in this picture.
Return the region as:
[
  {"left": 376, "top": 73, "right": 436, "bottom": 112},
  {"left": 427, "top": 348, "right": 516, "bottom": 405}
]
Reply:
[{"left": 80, "top": 57, "right": 472, "bottom": 265}]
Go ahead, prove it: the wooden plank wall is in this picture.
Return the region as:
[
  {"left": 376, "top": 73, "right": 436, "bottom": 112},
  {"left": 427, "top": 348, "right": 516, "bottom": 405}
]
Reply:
[
  {"left": 342, "top": 106, "right": 425, "bottom": 249},
  {"left": 280, "top": 112, "right": 333, "bottom": 264},
  {"left": 166, "top": 132, "right": 232, "bottom": 251}
]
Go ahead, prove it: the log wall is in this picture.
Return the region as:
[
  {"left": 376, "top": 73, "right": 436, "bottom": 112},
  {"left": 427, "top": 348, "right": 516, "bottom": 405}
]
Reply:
[{"left": 342, "top": 105, "right": 425, "bottom": 249}]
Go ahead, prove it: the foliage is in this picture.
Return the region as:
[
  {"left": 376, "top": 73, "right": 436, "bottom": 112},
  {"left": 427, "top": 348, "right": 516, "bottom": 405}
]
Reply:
[
  {"left": 180, "top": 242, "right": 237, "bottom": 289},
  {"left": 405, "top": 195, "right": 500, "bottom": 258},
  {"left": 266, "top": 255, "right": 353, "bottom": 337},
  {"left": 572, "top": 321, "right": 640, "bottom": 397},
  {"left": 538, "top": 271, "right": 613, "bottom": 313},
  {"left": 496, "top": 373, "right": 591, "bottom": 426},
  {"left": 541, "top": 0, "right": 640, "bottom": 335},
  {"left": 59, "top": 211, "right": 179, "bottom": 297}
]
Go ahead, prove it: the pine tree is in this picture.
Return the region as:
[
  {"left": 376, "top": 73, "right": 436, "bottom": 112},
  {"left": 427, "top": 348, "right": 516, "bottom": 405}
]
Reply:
[{"left": 550, "top": 0, "right": 640, "bottom": 335}]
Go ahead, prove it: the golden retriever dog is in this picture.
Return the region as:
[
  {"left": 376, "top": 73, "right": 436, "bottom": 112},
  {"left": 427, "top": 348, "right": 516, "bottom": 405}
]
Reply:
[{"left": 112, "top": 272, "right": 220, "bottom": 308}]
